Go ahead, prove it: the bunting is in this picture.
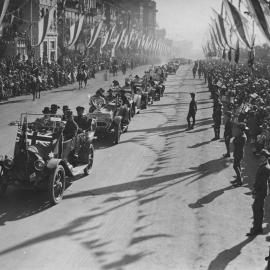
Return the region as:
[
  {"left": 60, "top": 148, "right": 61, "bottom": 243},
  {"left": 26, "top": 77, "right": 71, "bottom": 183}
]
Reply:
[
  {"left": 0, "top": 0, "right": 10, "bottom": 30},
  {"left": 246, "top": 0, "right": 270, "bottom": 43},
  {"left": 67, "top": 15, "right": 85, "bottom": 47},
  {"left": 213, "top": 8, "right": 232, "bottom": 48},
  {"left": 33, "top": 8, "right": 54, "bottom": 47},
  {"left": 87, "top": 20, "right": 103, "bottom": 48},
  {"left": 100, "top": 25, "right": 115, "bottom": 54},
  {"left": 224, "top": 0, "right": 254, "bottom": 49}
]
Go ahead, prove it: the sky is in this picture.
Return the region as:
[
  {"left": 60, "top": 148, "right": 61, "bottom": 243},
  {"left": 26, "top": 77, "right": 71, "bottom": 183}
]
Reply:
[{"left": 155, "top": 0, "right": 223, "bottom": 57}]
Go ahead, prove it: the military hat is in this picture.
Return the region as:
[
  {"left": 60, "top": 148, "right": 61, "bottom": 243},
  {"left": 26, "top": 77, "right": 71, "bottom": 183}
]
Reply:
[
  {"left": 42, "top": 107, "right": 50, "bottom": 114},
  {"left": 51, "top": 104, "right": 60, "bottom": 109},
  {"left": 190, "top": 92, "right": 195, "bottom": 97},
  {"left": 62, "top": 105, "right": 69, "bottom": 111},
  {"left": 76, "top": 106, "right": 85, "bottom": 111},
  {"left": 66, "top": 109, "right": 73, "bottom": 116}
]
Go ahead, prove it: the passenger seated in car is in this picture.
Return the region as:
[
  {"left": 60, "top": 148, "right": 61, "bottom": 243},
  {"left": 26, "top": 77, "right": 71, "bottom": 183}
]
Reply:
[
  {"left": 63, "top": 110, "right": 78, "bottom": 141},
  {"left": 74, "top": 106, "right": 91, "bottom": 133},
  {"left": 105, "top": 89, "right": 115, "bottom": 103},
  {"left": 34, "top": 107, "right": 52, "bottom": 127},
  {"left": 89, "top": 88, "right": 106, "bottom": 113}
]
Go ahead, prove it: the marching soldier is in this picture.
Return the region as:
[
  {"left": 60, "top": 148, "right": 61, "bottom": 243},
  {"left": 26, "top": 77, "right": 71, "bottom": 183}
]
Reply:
[{"left": 186, "top": 93, "right": 197, "bottom": 130}]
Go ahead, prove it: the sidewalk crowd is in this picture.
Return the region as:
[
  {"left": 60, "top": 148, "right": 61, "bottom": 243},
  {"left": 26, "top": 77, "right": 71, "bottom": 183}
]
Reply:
[
  {"left": 0, "top": 53, "right": 147, "bottom": 102},
  {"left": 193, "top": 59, "right": 270, "bottom": 237}
]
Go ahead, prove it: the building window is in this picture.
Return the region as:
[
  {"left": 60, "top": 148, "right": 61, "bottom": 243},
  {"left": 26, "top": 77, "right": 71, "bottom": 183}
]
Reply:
[
  {"left": 50, "top": 41, "right": 55, "bottom": 49},
  {"left": 50, "top": 51, "right": 55, "bottom": 62}
]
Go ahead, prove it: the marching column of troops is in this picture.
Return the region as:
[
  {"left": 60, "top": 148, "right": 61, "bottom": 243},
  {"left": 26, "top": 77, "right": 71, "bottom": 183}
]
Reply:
[{"left": 192, "top": 60, "right": 270, "bottom": 237}]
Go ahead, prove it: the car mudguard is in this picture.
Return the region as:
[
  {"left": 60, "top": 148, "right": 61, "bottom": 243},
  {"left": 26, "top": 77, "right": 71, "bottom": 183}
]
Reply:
[{"left": 47, "top": 159, "right": 73, "bottom": 177}]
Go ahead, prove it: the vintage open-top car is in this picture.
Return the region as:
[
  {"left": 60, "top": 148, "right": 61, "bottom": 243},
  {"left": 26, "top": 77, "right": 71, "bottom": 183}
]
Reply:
[
  {"left": 0, "top": 113, "right": 95, "bottom": 204},
  {"left": 88, "top": 93, "right": 130, "bottom": 144}
]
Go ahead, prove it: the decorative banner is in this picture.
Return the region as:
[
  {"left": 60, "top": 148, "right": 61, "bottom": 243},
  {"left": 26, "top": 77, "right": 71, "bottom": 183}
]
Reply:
[
  {"left": 224, "top": 0, "right": 254, "bottom": 49},
  {"left": 100, "top": 24, "right": 115, "bottom": 54},
  {"left": 67, "top": 15, "right": 85, "bottom": 47},
  {"left": 246, "top": 0, "right": 270, "bottom": 43},
  {"left": 210, "top": 25, "right": 222, "bottom": 49},
  {"left": 213, "top": 8, "right": 233, "bottom": 49},
  {"left": 116, "top": 28, "right": 127, "bottom": 48},
  {"left": 0, "top": 0, "right": 10, "bottom": 30},
  {"left": 213, "top": 19, "right": 226, "bottom": 49},
  {"left": 87, "top": 20, "right": 103, "bottom": 48},
  {"left": 33, "top": 8, "right": 54, "bottom": 47}
]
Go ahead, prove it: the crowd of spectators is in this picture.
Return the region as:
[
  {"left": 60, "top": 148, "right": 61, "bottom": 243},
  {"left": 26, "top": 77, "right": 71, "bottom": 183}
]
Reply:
[
  {"left": 204, "top": 60, "right": 270, "bottom": 154},
  {"left": 0, "top": 52, "right": 148, "bottom": 102}
]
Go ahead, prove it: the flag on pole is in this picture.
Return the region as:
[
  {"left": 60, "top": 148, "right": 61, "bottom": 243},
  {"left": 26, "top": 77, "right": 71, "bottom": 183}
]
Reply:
[{"left": 33, "top": 8, "right": 54, "bottom": 47}]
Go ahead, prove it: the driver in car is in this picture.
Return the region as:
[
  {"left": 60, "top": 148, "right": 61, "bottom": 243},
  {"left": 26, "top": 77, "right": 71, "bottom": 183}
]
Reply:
[
  {"left": 34, "top": 107, "right": 52, "bottom": 127},
  {"left": 63, "top": 110, "right": 78, "bottom": 141},
  {"left": 74, "top": 106, "right": 91, "bottom": 133}
]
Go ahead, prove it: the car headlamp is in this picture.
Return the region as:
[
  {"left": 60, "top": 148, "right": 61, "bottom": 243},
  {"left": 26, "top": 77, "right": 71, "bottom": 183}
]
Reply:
[
  {"left": 3, "top": 156, "right": 13, "bottom": 170},
  {"left": 34, "top": 159, "right": 45, "bottom": 171}
]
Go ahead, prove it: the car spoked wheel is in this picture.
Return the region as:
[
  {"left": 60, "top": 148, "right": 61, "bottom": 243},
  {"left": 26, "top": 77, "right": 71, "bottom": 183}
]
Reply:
[
  {"left": 49, "top": 165, "right": 65, "bottom": 205},
  {"left": 0, "top": 166, "right": 7, "bottom": 196},
  {"left": 84, "top": 145, "right": 94, "bottom": 176}
]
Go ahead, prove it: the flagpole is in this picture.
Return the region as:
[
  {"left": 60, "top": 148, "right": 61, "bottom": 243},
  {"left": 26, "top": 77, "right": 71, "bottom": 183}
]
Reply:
[{"left": 30, "top": 0, "right": 32, "bottom": 46}]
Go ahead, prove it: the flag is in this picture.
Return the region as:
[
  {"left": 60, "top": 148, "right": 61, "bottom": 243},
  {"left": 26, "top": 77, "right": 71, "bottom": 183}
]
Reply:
[
  {"left": 228, "top": 47, "right": 232, "bottom": 61},
  {"left": 213, "top": 8, "right": 232, "bottom": 48},
  {"left": 0, "top": 0, "right": 10, "bottom": 30},
  {"left": 100, "top": 25, "right": 115, "bottom": 54},
  {"left": 246, "top": 0, "right": 270, "bottom": 43},
  {"left": 33, "top": 8, "right": 54, "bottom": 47},
  {"left": 67, "top": 15, "right": 85, "bottom": 47},
  {"left": 87, "top": 20, "right": 103, "bottom": 48},
  {"left": 210, "top": 25, "right": 222, "bottom": 49},
  {"left": 224, "top": 0, "right": 254, "bottom": 49}
]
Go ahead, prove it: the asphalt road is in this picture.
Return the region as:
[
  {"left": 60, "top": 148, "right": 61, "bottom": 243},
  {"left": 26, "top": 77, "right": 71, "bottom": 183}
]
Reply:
[{"left": 0, "top": 65, "right": 269, "bottom": 270}]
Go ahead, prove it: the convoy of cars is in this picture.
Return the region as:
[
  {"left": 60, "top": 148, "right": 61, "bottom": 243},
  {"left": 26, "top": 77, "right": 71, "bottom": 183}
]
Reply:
[{"left": 0, "top": 63, "right": 180, "bottom": 205}]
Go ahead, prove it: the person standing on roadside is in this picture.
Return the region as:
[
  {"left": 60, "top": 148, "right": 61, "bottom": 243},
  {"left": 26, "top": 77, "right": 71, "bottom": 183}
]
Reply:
[
  {"left": 186, "top": 92, "right": 197, "bottom": 130},
  {"left": 223, "top": 111, "right": 233, "bottom": 158},
  {"left": 212, "top": 100, "right": 222, "bottom": 141},
  {"left": 231, "top": 122, "right": 247, "bottom": 187},
  {"left": 247, "top": 149, "right": 270, "bottom": 237}
]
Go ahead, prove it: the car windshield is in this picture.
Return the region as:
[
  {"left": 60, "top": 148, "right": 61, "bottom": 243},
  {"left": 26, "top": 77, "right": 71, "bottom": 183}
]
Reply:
[{"left": 19, "top": 113, "right": 64, "bottom": 133}]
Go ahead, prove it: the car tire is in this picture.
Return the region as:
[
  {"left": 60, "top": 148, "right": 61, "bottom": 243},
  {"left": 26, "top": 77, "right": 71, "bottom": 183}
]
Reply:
[
  {"left": 48, "top": 165, "right": 65, "bottom": 205},
  {"left": 0, "top": 166, "right": 7, "bottom": 196},
  {"left": 84, "top": 145, "right": 94, "bottom": 176}
]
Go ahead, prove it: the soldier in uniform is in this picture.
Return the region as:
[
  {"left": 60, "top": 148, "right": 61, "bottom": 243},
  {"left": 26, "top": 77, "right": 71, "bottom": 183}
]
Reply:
[
  {"left": 186, "top": 93, "right": 197, "bottom": 130},
  {"left": 231, "top": 122, "right": 247, "bottom": 187},
  {"left": 223, "top": 111, "right": 233, "bottom": 158},
  {"left": 63, "top": 110, "right": 78, "bottom": 141},
  {"left": 74, "top": 106, "right": 91, "bottom": 133},
  {"left": 247, "top": 149, "right": 270, "bottom": 237},
  {"left": 212, "top": 100, "right": 222, "bottom": 141}
]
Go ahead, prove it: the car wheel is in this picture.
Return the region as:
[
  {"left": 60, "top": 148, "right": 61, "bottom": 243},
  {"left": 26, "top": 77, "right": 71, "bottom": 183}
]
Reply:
[
  {"left": 114, "top": 122, "right": 121, "bottom": 144},
  {"left": 84, "top": 145, "right": 94, "bottom": 176},
  {"left": 48, "top": 165, "right": 65, "bottom": 205},
  {"left": 0, "top": 166, "right": 7, "bottom": 196}
]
